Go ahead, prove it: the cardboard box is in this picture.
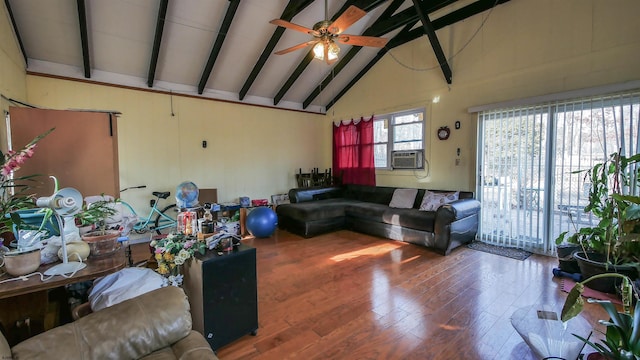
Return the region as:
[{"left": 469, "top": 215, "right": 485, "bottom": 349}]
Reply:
[{"left": 251, "top": 199, "right": 268, "bottom": 206}]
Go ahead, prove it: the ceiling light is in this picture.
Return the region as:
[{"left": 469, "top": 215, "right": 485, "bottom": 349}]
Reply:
[
  {"left": 328, "top": 41, "right": 340, "bottom": 61},
  {"left": 313, "top": 40, "right": 340, "bottom": 62},
  {"left": 313, "top": 42, "right": 325, "bottom": 60}
]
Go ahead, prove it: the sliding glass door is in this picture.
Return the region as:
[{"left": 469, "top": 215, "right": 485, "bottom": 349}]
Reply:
[{"left": 477, "top": 90, "right": 640, "bottom": 255}]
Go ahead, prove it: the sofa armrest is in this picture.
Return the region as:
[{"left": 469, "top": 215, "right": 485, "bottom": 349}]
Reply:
[
  {"left": 12, "top": 286, "right": 193, "bottom": 360},
  {"left": 433, "top": 198, "right": 481, "bottom": 254},
  {"left": 288, "top": 186, "right": 343, "bottom": 203},
  {"left": 438, "top": 198, "right": 481, "bottom": 222},
  {"left": 169, "top": 331, "right": 218, "bottom": 359}
]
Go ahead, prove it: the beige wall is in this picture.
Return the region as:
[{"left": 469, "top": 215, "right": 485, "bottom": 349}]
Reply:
[
  {"left": 0, "top": 4, "right": 27, "bottom": 148},
  {"left": 26, "top": 76, "right": 326, "bottom": 211},
  {"left": 7, "top": 0, "right": 640, "bottom": 211},
  {"left": 329, "top": 0, "right": 640, "bottom": 192}
]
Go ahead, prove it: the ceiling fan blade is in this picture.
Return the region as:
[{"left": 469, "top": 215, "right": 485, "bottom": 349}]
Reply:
[
  {"left": 336, "top": 34, "right": 389, "bottom": 48},
  {"left": 274, "top": 41, "right": 317, "bottom": 55},
  {"left": 269, "top": 19, "right": 318, "bottom": 36},
  {"left": 329, "top": 5, "right": 366, "bottom": 34}
]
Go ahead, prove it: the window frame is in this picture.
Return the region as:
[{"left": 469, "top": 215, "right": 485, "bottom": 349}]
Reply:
[{"left": 373, "top": 108, "right": 426, "bottom": 170}]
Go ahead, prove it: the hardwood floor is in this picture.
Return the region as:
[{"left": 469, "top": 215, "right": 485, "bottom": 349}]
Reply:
[{"left": 212, "top": 229, "right": 607, "bottom": 359}]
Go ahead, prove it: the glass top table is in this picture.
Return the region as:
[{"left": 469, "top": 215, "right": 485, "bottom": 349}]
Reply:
[{"left": 511, "top": 304, "right": 592, "bottom": 360}]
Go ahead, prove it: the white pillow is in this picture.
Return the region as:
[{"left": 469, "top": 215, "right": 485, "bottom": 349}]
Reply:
[
  {"left": 419, "top": 190, "right": 459, "bottom": 211},
  {"left": 389, "top": 188, "right": 418, "bottom": 208}
]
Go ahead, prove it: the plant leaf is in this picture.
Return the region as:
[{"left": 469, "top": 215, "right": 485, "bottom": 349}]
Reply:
[{"left": 561, "top": 282, "right": 584, "bottom": 322}]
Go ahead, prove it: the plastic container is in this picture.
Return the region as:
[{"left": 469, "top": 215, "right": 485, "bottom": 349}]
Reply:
[
  {"left": 2, "top": 248, "right": 41, "bottom": 276},
  {"left": 82, "top": 231, "right": 120, "bottom": 257}
]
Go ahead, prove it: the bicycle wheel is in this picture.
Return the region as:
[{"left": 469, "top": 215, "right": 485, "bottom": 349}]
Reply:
[{"left": 155, "top": 204, "right": 178, "bottom": 235}]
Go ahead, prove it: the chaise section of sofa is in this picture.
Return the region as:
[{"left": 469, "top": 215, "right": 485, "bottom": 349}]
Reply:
[{"left": 276, "top": 184, "right": 481, "bottom": 255}]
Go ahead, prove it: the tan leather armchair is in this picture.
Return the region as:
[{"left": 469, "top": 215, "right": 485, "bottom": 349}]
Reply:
[{"left": 0, "top": 286, "right": 217, "bottom": 359}]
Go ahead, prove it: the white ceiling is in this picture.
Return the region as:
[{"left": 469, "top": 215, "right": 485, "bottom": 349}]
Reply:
[{"left": 6, "top": 0, "right": 498, "bottom": 113}]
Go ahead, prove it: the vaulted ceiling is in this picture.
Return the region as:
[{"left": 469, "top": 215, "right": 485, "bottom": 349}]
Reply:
[{"left": 5, "top": 0, "right": 510, "bottom": 113}]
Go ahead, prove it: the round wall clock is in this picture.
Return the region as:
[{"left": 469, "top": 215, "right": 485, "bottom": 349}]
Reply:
[{"left": 437, "top": 126, "right": 450, "bottom": 140}]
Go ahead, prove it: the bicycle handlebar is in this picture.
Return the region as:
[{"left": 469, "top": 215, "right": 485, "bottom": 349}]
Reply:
[{"left": 120, "top": 185, "right": 147, "bottom": 192}]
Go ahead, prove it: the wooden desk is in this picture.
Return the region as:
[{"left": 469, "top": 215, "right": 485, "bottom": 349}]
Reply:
[
  {"left": 0, "top": 246, "right": 126, "bottom": 299},
  {"left": 0, "top": 248, "right": 126, "bottom": 345}
]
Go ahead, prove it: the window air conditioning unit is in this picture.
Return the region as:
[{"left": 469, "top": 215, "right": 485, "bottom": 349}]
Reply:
[{"left": 391, "top": 150, "right": 424, "bottom": 169}]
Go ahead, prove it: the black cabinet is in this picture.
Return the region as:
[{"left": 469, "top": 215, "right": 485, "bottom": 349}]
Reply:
[{"left": 182, "top": 244, "right": 258, "bottom": 350}]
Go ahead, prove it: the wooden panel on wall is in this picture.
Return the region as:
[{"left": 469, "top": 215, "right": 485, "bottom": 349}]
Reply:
[{"left": 8, "top": 107, "right": 119, "bottom": 199}]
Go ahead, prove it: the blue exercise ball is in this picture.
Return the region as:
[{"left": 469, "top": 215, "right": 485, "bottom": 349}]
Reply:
[{"left": 246, "top": 207, "right": 278, "bottom": 238}]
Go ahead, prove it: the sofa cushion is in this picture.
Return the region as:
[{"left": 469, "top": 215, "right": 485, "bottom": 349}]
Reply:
[
  {"left": 419, "top": 190, "right": 459, "bottom": 211},
  {"left": 276, "top": 199, "right": 356, "bottom": 222},
  {"left": 343, "top": 185, "right": 396, "bottom": 204},
  {"left": 388, "top": 188, "right": 418, "bottom": 208},
  {"left": 346, "top": 203, "right": 436, "bottom": 232}
]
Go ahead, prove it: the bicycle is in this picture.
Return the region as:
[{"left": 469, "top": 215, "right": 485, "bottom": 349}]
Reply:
[{"left": 119, "top": 185, "right": 178, "bottom": 235}]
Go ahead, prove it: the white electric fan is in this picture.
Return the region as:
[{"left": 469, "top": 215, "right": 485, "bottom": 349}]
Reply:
[{"left": 36, "top": 188, "right": 86, "bottom": 276}]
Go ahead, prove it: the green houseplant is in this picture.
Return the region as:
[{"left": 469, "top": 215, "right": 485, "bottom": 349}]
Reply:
[
  {"left": 561, "top": 273, "right": 639, "bottom": 360},
  {"left": 78, "top": 197, "right": 121, "bottom": 257},
  {"left": 556, "top": 152, "right": 640, "bottom": 291},
  {"left": 75, "top": 198, "right": 118, "bottom": 234}
]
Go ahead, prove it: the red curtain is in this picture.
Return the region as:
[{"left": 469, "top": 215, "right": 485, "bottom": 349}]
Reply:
[{"left": 332, "top": 116, "right": 376, "bottom": 186}]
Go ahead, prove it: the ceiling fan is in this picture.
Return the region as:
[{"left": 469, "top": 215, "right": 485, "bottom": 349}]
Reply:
[{"left": 270, "top": 1, "right": 389, "bottom": 64}]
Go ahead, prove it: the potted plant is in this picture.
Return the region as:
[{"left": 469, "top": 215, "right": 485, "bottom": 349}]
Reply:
[
  {"left": 1, "top": 129, "right": 55, "bottom": 242},
  {"left": 555, "top": 151, "right": 640, "bottom": 293},
  {"left": 77, "top": 197, "right": 121, "bottom": 257},
  {"left": 561, "top": 273, "right": 639, "bottom": 360}
]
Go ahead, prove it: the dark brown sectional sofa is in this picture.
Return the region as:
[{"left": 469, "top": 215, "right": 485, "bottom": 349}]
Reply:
[{"left": 276, "top": 184, "right": 481, "bottom": 255}]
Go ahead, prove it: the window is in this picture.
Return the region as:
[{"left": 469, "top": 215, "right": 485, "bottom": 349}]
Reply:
[
  {"left": 373, "top": 108, "right": 425, "bottom": 168},
  {"left": 477, "top": 89, "right": 640, "bottom": 254}
]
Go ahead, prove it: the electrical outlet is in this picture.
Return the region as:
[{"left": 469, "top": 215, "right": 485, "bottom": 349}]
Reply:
[{"left": 455, "top": 158, "right": 461, "bottom": 166}]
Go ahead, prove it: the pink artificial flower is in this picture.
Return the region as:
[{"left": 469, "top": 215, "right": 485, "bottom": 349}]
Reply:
[
  {"left": 154, "top": 247, "right": 165, "bottom": 254},
  {"left": 2, "top": 159, "right": 21, "bottom": 177},
  {"left": 23, "top": 144, "right": 36, "bottom": 158}
]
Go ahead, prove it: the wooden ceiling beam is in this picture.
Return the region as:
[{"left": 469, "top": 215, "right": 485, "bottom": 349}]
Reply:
[
  {"left": 197, "top": 0, "right": 241, "bottom": 95},
  {"left": 147, "top": 0, "right": 169, "bottom": 88},
  {"left": 325, "top": 21, "right": 418, "bottom": 111},
  {"left": 76, "top": 0, "right": 91, "bottom": 78},
  {"left": 412, "top": 0, "right": 452, "bottom": 84},
  {"left": 327, "top": 0, "right": 511, "bottom": 110},
  {"left": 4, "top": 0, "right": 27, "bottom": 66},
  {"left": 238, "top": 0, "right": 314, "bottom": 101},
  {"left": 302, "top": 0, "right": 458, "bottom": 109},
  {"left": 273, "top": 0, "right": 388, "bottom": 106},
  {"left": 301, "top": 0, "right": 406, "bottom": 109}
]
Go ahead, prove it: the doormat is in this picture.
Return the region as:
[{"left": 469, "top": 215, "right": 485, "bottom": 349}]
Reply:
[
  {"left": 561, "top": 278, "right": 622, "bottom": 305},
  {"left": 467, "top": 241, "right": 532, "bottom": 260}
]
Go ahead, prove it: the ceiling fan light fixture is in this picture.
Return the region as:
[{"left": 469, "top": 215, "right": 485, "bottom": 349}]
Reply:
[
  {"left": 328, "top": 41, "right": 340, "bottom": 61},
  {"left": 313, "top": 42, "right": 325, "bottom": 61},
  {"left": 313, "top": 40, "right": 340, "bottom": 62}
]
